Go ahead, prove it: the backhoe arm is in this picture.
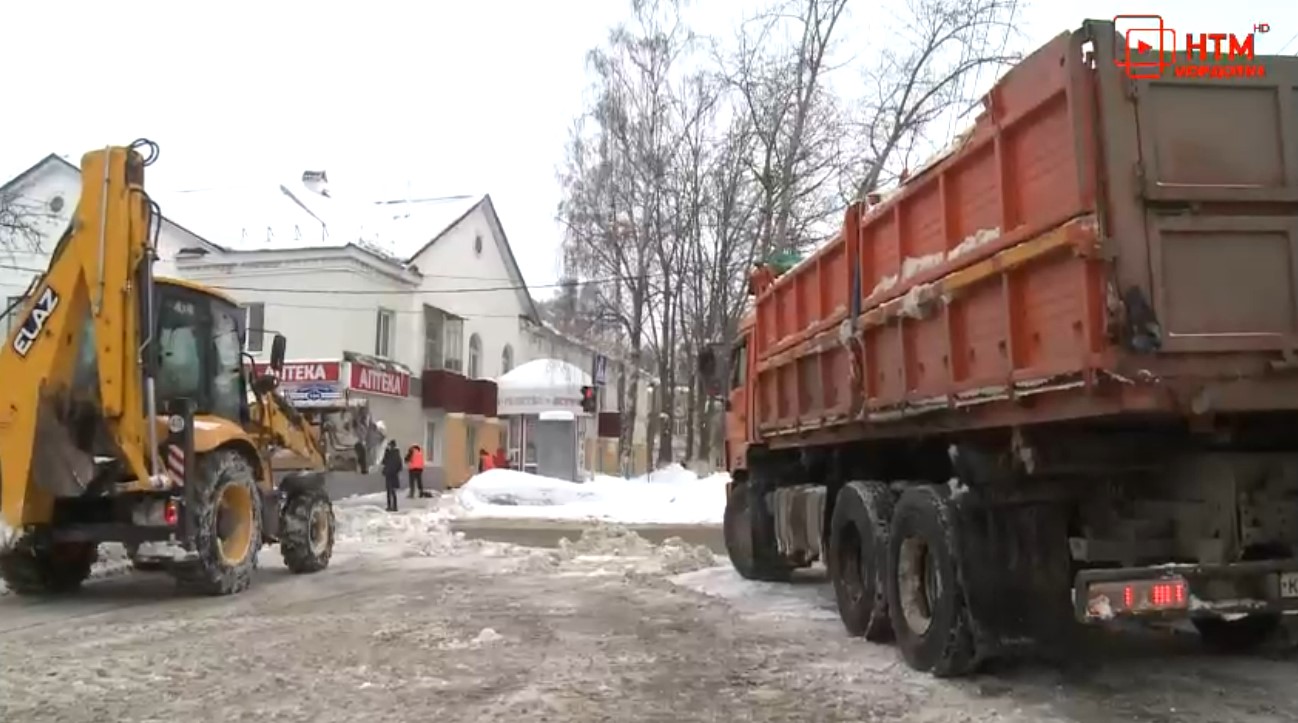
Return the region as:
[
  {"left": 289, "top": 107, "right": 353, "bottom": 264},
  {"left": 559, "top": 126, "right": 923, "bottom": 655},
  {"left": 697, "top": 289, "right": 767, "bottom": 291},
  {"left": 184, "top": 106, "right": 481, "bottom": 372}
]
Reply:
[
  {"left": 249, "top": 389, "right": 328, "bottom": 472},
  {"left": 0, "top": 143, "right": 160, "bottom": 530}
]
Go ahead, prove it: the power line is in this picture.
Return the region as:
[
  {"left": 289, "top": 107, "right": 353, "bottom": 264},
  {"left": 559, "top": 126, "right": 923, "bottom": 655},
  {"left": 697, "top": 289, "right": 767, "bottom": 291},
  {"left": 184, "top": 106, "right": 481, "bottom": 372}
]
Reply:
[
  {"left": 260, "top": 300, "right": 531, "bottom": 318},
  {"left": 0, "top": 262, "right": 662, "bottom": 295}
]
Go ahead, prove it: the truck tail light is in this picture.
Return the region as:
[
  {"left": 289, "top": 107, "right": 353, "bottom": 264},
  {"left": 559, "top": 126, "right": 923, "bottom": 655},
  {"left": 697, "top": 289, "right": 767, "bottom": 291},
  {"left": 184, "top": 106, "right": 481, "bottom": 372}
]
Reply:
[
  {"left": 1084, "top": 577, "right": 1188, "bottom": 619},
  {"left": 163, "top": 499, "right": 179, "bottom": 526}
]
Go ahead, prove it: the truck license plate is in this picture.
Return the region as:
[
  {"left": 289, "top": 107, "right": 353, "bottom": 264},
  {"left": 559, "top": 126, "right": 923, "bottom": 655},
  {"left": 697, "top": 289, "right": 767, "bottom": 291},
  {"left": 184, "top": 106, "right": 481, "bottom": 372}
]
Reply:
[{"left": 1280, "top": 572, "right": 1298, "bottom": 598}]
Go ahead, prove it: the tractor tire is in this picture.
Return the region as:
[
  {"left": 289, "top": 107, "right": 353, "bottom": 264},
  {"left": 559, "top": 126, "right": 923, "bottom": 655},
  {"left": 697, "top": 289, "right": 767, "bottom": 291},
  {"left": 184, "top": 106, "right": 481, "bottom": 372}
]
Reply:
[
  {"left": 169, "top": 450, "right": 262, "bottom": 596},
  {"left": 724, "top": 482, "right": 793, "bottom": 582},
  {"left": 280, "top": 487, "right": 335, "bottom": 574},
  {"left": 886, "top": 485, "right": 978, "bottom": 677},
  {"left": 1193, "top": 614, "right": 1280, "bottom": 653},
  {"left": 0, "top": 539, "right": 96, "bottom": 596},
  {"left": 828, "top": 481, "right": 895, "bottom": 641}
]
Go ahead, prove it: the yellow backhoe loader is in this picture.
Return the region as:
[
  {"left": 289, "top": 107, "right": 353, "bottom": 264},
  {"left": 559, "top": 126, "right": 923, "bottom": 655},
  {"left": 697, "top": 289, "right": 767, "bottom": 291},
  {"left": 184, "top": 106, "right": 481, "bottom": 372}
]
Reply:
[{"left": 0, "top": 140, "right": 336, "bottom": 596}]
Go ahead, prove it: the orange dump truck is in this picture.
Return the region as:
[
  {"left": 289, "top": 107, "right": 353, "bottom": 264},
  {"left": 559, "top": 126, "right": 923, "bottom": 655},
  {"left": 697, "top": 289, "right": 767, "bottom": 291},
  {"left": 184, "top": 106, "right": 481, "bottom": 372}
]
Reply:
[{"left": 701, "top": 21, "right": 1298, "bottom": 676}]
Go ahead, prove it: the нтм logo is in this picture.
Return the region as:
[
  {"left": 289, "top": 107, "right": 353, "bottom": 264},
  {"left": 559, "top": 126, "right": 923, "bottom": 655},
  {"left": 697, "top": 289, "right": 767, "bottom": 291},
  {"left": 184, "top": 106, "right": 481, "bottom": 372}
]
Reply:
[{"left": 1114, "top": 15, "right": 1267, "bottom": 80}]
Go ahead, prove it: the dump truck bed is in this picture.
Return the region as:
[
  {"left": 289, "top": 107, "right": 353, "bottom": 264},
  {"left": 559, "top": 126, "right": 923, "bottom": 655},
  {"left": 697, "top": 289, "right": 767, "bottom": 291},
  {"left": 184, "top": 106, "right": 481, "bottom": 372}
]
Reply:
[{"left": 751, "top": 24, "right": 1298, "bottom": 439}]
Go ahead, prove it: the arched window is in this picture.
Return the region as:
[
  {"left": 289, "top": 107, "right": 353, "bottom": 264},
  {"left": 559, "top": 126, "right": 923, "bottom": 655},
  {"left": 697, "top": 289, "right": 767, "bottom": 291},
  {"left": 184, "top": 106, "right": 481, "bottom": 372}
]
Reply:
[
  {"left": 468, "top": 333, "right": 482, "bottom": 378},
  {"left": 501, "top": 343, "right": 514, "bottom": 375}
]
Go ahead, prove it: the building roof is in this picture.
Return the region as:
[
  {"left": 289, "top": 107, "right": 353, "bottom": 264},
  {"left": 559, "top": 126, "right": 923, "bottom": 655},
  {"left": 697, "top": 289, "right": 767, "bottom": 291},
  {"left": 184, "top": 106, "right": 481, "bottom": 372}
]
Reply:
[
  {"left": 1, "top": 152, "right": 221, "bottom": 254},
  {"left": 153, "top": 179, "right": 485, "bottom": 261}
]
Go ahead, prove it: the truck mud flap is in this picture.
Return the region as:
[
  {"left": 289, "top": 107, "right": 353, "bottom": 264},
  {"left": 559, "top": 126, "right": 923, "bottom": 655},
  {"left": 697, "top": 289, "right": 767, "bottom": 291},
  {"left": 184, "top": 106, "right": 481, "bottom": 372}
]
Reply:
[{"left": 954, "top": 495, "right": 1075, "bottom": 652}]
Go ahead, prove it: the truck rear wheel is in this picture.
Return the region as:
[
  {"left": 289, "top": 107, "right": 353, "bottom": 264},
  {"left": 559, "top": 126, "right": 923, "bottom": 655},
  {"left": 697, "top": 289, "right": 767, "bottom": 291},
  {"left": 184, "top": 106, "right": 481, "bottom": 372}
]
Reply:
[
  {"left": 724, "top": 482, "right": 792, "bottom": 582},
  {"left": 0, "top": 539, "right": 96, "bottom": 595},
  {"left": 1193, "top": 614, "right": 1280, "bottom": 653},
  {"left": 828, "top": 481, "right": 895, "bottom": 641},
  {"left": 170, "top": 450, "right": 262, "bottom": 596},
  {"left": 280, "top": 488, "right": 335, "bottom": 574},
  {"left": 886, "top": 485, "right": 977, "bottom": 677}
]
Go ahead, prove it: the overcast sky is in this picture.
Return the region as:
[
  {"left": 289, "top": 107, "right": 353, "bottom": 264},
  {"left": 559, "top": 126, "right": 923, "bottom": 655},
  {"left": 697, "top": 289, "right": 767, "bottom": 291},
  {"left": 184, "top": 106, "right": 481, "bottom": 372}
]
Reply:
[{"left": 2, "top": 1, "right": 1292, "bottom": 294}]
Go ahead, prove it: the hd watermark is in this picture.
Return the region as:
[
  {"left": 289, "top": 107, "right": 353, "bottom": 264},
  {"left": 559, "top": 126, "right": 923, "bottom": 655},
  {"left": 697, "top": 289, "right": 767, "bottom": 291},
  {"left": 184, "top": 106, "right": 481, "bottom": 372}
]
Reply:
[{"left": 1113, "top": 15, "right": 1270, "bottom": 80}]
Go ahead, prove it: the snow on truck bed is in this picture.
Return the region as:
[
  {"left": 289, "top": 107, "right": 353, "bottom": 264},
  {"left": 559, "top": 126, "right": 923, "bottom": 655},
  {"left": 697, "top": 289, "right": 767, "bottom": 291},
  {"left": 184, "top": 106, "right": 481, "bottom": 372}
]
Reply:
[{"left": 457, "top": 465, "right": 729, "bottom": 525}]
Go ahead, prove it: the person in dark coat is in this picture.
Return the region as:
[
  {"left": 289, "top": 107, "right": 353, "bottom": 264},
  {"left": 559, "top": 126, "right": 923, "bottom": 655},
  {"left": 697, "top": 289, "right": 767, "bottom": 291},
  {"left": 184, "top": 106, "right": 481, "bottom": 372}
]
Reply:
[
  {"left": 381, "top": 440, "right": 403, "bottom": 512},
  {"left": 354, "top": 439, "right": 369, "bottom": 474}
]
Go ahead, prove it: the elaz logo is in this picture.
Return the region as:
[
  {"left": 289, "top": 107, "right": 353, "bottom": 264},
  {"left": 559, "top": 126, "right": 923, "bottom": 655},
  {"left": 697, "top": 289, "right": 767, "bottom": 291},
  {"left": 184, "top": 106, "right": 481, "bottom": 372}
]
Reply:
[{"left": 12, "top": 287, "right": 60, "bottom": 357}]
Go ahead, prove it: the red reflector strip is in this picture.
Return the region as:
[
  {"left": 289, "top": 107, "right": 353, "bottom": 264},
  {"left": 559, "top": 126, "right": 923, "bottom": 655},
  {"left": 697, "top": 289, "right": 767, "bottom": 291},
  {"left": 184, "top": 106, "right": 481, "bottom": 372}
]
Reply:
[{"left": 166, "top": 444, "right": 185, "bottom": 485}]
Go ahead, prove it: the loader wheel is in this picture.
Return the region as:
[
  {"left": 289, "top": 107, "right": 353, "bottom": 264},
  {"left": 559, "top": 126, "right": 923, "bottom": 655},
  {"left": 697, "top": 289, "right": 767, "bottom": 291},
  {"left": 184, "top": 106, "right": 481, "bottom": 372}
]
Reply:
[
  {"left": 1193, "top": 614, "right": 1280, "bottom": 653},
  {"left": 829, "top": 481, "right": 895, "bottom": 641},
  {"left": 886, "top": 485, "right": 978, "bottom": 677},
  {"left": 170, "top": 450, "right": 262, "bottom": 596},
  {"left": 724, "top": 482, "right": 792, "bottom": 582},
  {"left": 280, "top": 488, "right": 335, "bottom": 574},
  {"left": 0, "top": 539, "right": 96, "bottom": 596}
]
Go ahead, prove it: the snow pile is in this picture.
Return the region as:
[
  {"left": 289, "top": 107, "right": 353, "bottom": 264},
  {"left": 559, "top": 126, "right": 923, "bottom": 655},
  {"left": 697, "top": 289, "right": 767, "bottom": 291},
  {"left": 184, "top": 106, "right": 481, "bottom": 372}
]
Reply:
[
  {"left": 0, "top": 520, "right": 17, "bottom": 553},
  {"left": 550, "top": 523, "right": 721, "bottom": 577},
  {"left": 331, "top": 499, "right": 719, "bottom": 577},
  {"left": 457, "top": 465, "right": 729, "bottom": 525},
  {"left": 333, "top": 497, "right": 469, "bottom": 558}
]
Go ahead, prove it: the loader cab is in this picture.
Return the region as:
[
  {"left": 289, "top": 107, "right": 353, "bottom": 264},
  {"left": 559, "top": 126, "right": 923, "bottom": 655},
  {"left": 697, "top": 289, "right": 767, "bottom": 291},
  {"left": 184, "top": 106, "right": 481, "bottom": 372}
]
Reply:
[
  {"left": 70, "top": 279, "right": 257, "bottom": 425},
  {"left": 151, "top": 279, "right": 251, "bottom": 424}
]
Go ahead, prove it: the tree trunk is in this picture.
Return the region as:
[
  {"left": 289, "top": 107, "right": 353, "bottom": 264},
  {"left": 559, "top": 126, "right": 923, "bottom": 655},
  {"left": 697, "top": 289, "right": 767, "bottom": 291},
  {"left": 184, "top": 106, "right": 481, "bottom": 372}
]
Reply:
[{"left": 684, "top": 375, "right": 697, "bottom": 461}]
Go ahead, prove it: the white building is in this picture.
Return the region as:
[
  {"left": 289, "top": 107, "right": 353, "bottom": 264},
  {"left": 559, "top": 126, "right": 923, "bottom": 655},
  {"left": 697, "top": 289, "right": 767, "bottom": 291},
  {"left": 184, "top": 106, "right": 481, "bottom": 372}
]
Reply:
[{"left": 1, "top": 153, "right": 220, "bottom": 337}]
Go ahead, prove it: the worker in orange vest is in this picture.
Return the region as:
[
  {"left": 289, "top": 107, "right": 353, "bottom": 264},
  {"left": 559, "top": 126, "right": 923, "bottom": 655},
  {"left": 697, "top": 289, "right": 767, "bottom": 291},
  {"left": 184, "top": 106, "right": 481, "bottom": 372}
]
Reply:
[
  {"left": 478, "top": 448, "right": 495, "bottom": 473},
  {"left": 405, "top": 444, "right": 426, "bottom": 498}
]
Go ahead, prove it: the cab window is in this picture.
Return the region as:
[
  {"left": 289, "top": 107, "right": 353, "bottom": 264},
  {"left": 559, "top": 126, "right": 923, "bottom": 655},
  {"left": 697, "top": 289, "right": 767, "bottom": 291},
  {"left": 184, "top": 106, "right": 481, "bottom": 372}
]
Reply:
[
  {"left": 154, "top": 288, "right": 247, "bottom": 422},
  {"left": 730, "top": 341, "right": 747, "bottom": 390}
]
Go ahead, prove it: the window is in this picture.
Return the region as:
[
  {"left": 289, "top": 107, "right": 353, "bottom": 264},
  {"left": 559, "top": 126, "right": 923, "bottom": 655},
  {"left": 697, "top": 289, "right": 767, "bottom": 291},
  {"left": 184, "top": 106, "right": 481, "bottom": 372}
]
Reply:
[
  {"left": 154, "top": 288, "right": 246, "bottom": 422},
  {"left": 3, "top": 295, "right": 25, "bottom": 337},
  {"left": 465, "top": 423, "right": 478, "bottom": 472},
  {"left": 422, "top": 304, "right": 465, "bottom": 372},
  {"left": 430, "top": 420, "right": 446, "bottom": 464},
  {"left": 443, "top": 317, "right": 464, "bottom": 372},
  {"left": 423, "top": 305, "right": 444, "bottom": 370},
  {"left": 241, "top": 302, "right": 265, "bottom": 353},
  {"left": 467, "top": 333, "right": 482, "bottom": 377},
  {"left": 730, "top": 341, "right": 748, "bottom": 389},
  {"left": 501, "top": 344, "right": 514, "bottom": 374},
  {"left": 375, "top": 307, "right": 395, "bottom": 358}
]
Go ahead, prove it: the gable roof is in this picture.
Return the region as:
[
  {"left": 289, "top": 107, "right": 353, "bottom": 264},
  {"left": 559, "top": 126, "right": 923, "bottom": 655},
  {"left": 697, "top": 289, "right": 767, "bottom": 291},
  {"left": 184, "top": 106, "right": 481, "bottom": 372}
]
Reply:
[
  {"left": 404, "top": 194, "right": 540, "bottom": 323},
  {"left": 0, "top": 153, "right": 79, "bottom": 195},
  {"left": 1, "top": 152, "right": 222, "bottom": 254},
  {"left": 152, "top": 181, "right": 489, "bottom": 265}
]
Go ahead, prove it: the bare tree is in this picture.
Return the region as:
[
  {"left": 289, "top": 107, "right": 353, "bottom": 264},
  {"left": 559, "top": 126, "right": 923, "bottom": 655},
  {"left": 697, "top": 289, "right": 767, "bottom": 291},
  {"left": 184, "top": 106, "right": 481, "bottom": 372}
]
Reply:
[
  {"left": 722, "top": 0, "right": 851, "bottom": 259},
  {"left": 852, "top": 0, "right": 1023, "bottom": 198},
  {"left": 558, "top": 0, "right": 692, "bottom": 473},
  {"left": 553, "top": 0, "right": 1028, "bottom": 472},
  {"left": 1, "top": 187, "right": 56, "bottom": 327},
  {"left": 0, "top": 189, "right": 49, "bottom": 256}
]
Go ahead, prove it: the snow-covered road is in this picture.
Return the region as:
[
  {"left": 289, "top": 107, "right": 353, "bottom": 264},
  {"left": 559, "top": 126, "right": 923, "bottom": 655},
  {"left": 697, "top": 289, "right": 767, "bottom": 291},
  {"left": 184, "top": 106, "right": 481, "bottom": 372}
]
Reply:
[{"left": 4, "top": 500, "right": 1298, "bottom": 722}]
